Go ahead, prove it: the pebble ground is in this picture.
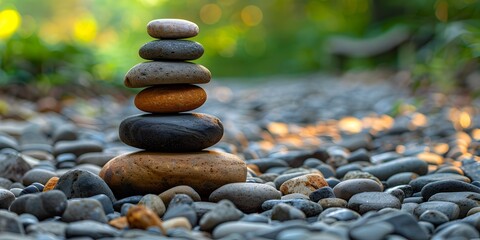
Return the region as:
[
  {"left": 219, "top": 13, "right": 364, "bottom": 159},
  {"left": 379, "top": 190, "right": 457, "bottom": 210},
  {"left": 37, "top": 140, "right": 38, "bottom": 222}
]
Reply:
[{"left": 0, "top": 73, "right": 479, "bottom": 239}]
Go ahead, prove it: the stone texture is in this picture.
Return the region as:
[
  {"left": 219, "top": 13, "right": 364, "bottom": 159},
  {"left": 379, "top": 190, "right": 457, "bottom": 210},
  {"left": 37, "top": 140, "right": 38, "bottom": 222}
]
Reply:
[
  {"left": 134, "top": 84, "right": 207, "bottom": 113},
  {"left": 118, "top": 113, "right": 223, "bottom": 152},
  {"left": 333, "top": 178, "right": 383, "bottom": 201},
  {"left": 124, "top": 61, "right": 210, "bottom": 88},
  {"left": 139, "top": 40, "right": 204, "bottom": 60},
  {"left": 159, "top": 185, "right": 201, "bottom": 206},
  {"left": 54, "top": 169, "right": 116, "bottom": 202},
  {"left": 209, "top": 183, "right": 281, "bottom": 213},
  {"left": 348, "top": 192, "right": 401, "bottom": 214},
  {"left": 147, "top": 19, "right": 199, "bottom": 39},
  {"left": 279, "top": 173, "right": 327, "bottom": 196},
  {"left": 100, "top": 150, "right": 247, "bottom": 197}
]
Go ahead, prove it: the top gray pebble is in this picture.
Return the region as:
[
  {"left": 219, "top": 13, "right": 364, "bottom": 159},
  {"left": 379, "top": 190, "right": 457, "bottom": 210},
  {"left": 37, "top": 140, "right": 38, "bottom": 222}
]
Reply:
[{"left": 147, "top": 19, "right": 199, "bottom": 39}]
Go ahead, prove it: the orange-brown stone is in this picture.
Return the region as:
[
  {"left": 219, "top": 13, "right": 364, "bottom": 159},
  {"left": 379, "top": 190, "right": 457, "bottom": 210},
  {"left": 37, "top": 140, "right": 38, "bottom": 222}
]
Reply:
[
  {"left": 126, "top": 205, "right": 165, "bottom": 233},
  {"left": 99, "top": 150, "right": 247, "bottom": 198},
  {"left": 279, "top": 173, "right": 328, "bottom": 196},
  {"left": 134, "top": 84, "right": 206, "bottom": 113},
  {"left": 43, "top": 177, "right": 59, "bottom": 192},
  {"left": 109, "top": 216, "right": 129, "bottom": 229}
]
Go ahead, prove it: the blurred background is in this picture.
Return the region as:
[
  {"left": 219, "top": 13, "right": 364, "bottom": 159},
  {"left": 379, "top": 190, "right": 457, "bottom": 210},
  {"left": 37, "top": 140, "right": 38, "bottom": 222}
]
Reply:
[{"left": 0, "top": 0, "right": 479, "bottom": 97}]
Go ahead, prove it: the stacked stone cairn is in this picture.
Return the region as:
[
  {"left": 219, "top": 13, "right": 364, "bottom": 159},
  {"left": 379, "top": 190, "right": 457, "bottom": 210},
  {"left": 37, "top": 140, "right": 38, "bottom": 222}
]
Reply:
[{"left": 100, "top": 19, "right": 247, "bottom": 198}]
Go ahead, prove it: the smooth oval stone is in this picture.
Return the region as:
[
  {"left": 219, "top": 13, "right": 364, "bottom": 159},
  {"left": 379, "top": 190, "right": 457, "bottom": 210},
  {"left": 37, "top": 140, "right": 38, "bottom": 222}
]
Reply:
[
  {"left": 348, "top": 192, "right": 401, "bottom": 214},
  {"left": 213, "top": 221, "right": 272, "bottom": 239},
  {"left": 271, "top": 203, "right": 306, "bottom": 222},
  {"left": 139, "top": 40, "right": 204, "bottom": 60},
  {"left": 159, "top": 185, "right": 201, "bottom": 206},
  {"left": 124, "top": 61, "right": 210, "bottom": 88},
  {"left": 319, "top": 198, "right": 347, "bottom": 209},
  {"left": 410, "top": 173, "right": 470, "bottom": 192},
  {"left": 138, "top": 194, "right": 166, "bottom": 217},
  {"left": 0, "top": 151, "right": 31, "bottom": 182},
  {"left": 66, "top": 220, "right": 120, "bottom": 239},
  {"left": 261, "top": 199, "right": 322, "bottom": 217},
  {"left": 414, "top": 201, "right": 460, "bottom": 220},
  {"left": 0, "top": 189, "right": 15, "bottom": 209},
  {"left": 433, "top": 223, "right": 479, "bottom": 240},
  {"left": 279, "top": 173, "right": 327, "bottom": 196},
  {"left": 429, "top": 191, "right": 480, "bottom": 218},
  {"left": 113, "top": 196, "right": 143, "bottom": 211},
  {"left": 387, "top": 172, "right": 419, "bottom": 187},
  {"left": 54, "top": 169, "right": 116, "bottom": 202},
  {"left": 118, "top": 113, "right": 223, "bottom": 152},
  {"left": 421, "top": 180, "right": 480, "bottom": 200},
  {"left": 0, "top": 210, "right": 24, "bottom": 234},
  {"left": 100, "top": 150, "right": 247, "bottom": 197},
  {"left": 22, "top": 169, "right": 56, "bottom": 186},
  {"left": 62, "top": 199, "right": 108, "bottom": 223},
  {"left": 209, "top": 183, "right": 281, "bottom": 213},
  {"left": 147, "top": 19, "right": 199, "bottom": 39},
  {"left": 333, "top": 179, "right": 382, "bottom": 201},
  {"left": 134, "top": 85, "right": 207, "bottom": 113},
  {"left": 419, "top": 210, "right": 449, "bottom": 226},
  {"left": 199, "top": 199, "right": 244, "bottom": 231},
  {"left": 362, "top": 157, "right": 428, "bottom": 181}
]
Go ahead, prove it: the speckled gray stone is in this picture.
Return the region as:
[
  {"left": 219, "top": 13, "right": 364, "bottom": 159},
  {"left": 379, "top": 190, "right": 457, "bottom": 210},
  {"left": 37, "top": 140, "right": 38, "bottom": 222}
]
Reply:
[
  {"left": 124, "top": 61, "right": 210, "bottom": 88},
  {"left": 139, "top": 40, "right": 204, "bottom": 60},
  {"left": 209, "top": 183, "right": 281, "bottom": 213},
  {"left": 147, "top": 19, "right": 199, "bottom": 39}
]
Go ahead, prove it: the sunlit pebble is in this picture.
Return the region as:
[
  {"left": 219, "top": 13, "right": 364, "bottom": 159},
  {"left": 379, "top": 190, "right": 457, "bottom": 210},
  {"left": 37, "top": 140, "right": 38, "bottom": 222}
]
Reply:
[
  {"left": 338, "top": 116, "right": 362, "bottom": 134},
  {"left": 267, "top": 122, "right": 289, "bottom": 136},
  {"left": 460, "top": 111, "right": 472, "bottom": 129},
  {"left": 432, "top": 143, "right": 449, "bottom": 155},
  {"left": 473, "top": 129, "right": 480, "bottom": 141},
  {"left": 417, "top": 152, "right": 444, "bottom": 165}
]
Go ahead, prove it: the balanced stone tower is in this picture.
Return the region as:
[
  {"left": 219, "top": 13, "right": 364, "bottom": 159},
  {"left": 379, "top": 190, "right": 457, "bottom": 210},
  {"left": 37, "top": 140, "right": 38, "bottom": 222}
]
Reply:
[{"left": 100, "top": 19, "right": 247, "bottom": 198}]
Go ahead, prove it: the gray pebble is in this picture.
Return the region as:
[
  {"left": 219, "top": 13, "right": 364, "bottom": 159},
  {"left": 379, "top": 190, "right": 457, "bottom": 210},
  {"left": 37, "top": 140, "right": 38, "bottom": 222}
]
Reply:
[
  {"left": 262, "top": 199, "right": 322, "bottom": 217},
  {"left": 0, "top": 189, "right": 15, "bottom": 209},
  {"left": 348, "top": 192, "right": 401, "bottom": 214},
  {"left": 199, "top": 199, "right": 244, "bottom": 231},
  {"left": 414, "top": 201, "right": 460, "bottom": 220},
  {"left": 138, "top": 194, "right": 166, "bottom": 217},
  {"left": 61, "top": 198, "right": 108, "bottom": 223},
  {"left": 65, "top": 220, "right": 120, "bottom": 239},
  {"left": 419, "top": 210, "right": 449, "bottom": 226},
  {"left": 271, "top": 203, "right": 306, "bottom": 222}
]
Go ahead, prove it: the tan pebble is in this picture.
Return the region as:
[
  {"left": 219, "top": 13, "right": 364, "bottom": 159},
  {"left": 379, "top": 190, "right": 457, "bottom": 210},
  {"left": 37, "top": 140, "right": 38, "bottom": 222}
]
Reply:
[
  {"left": 126, "top": 205, "right": 165, "bottom": 234},
  {"left": 147, "top": 19, "right": 199, "bottom": 39},
  {"left": 279, "top": 173, "right": 328, "bottom": 196},
  {"left": 43, "top": 177, "right": 59, "bottom": 192},
  {"left": 319, "top": 198, "right": 348, "bottom": 209},
  {"left": 134, "top": 84, "right": 206, "bottom": 113},
  {"left": 159, "top": 185, "right": 201, "bottom": 206},
  {"left": 467, "top": 207, "right": 480, "bottom": 216},
  {"left": 100, "top": 151, "right": 247, "bottom": 198},
  {"left": 162, "top": 217, "right": 192, "bottom": 231},
  {"left": 109, "top": 216, "right": 129, "bottom": 229}
]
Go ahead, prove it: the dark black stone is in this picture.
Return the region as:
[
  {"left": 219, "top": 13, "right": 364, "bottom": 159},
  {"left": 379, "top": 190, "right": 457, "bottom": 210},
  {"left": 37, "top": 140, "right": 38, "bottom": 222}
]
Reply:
[
  {"left": 421, "top": 180, "right": 480, "bottom": 201},
  {"left": 54, "top": 169, "right": 116, "bottom": 202},
  {"left": 139, "top": 40, "right": 204, "bottom": 60},
  {"left": 309, "top": 186, "right": 335, "bottom": 202},
  {"left": 119, "top": 113, "right": 223, "bottom": 152}
]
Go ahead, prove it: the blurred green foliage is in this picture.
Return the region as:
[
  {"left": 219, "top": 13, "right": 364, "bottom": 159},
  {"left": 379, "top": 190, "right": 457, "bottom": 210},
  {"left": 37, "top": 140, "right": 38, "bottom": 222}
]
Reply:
[{"left": 0, "top": 0, "right": 479, "bottom": 93}]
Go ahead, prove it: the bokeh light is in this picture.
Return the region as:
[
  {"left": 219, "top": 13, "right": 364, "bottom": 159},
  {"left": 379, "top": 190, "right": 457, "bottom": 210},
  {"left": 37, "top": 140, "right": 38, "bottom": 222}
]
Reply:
[
  {"left": 240, "top": 5, "right": 263, "bottom": 27},
  {"left": 200, "top": 4, "right": 222, "bottom": 25},
  {"left": 0, "top": 9, "right": 21, "bottom": 39}
]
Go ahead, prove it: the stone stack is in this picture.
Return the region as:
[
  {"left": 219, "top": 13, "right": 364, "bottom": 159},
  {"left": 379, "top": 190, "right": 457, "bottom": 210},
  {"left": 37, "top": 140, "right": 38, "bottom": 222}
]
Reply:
[{"left": 100, "top": 19, "right": 247, "bottom": 198}]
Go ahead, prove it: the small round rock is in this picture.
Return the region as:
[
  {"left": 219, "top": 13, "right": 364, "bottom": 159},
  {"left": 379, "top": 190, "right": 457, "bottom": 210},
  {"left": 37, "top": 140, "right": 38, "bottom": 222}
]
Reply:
[{"left": 147, "top": 19, "right": 199, "bottom": 39}]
